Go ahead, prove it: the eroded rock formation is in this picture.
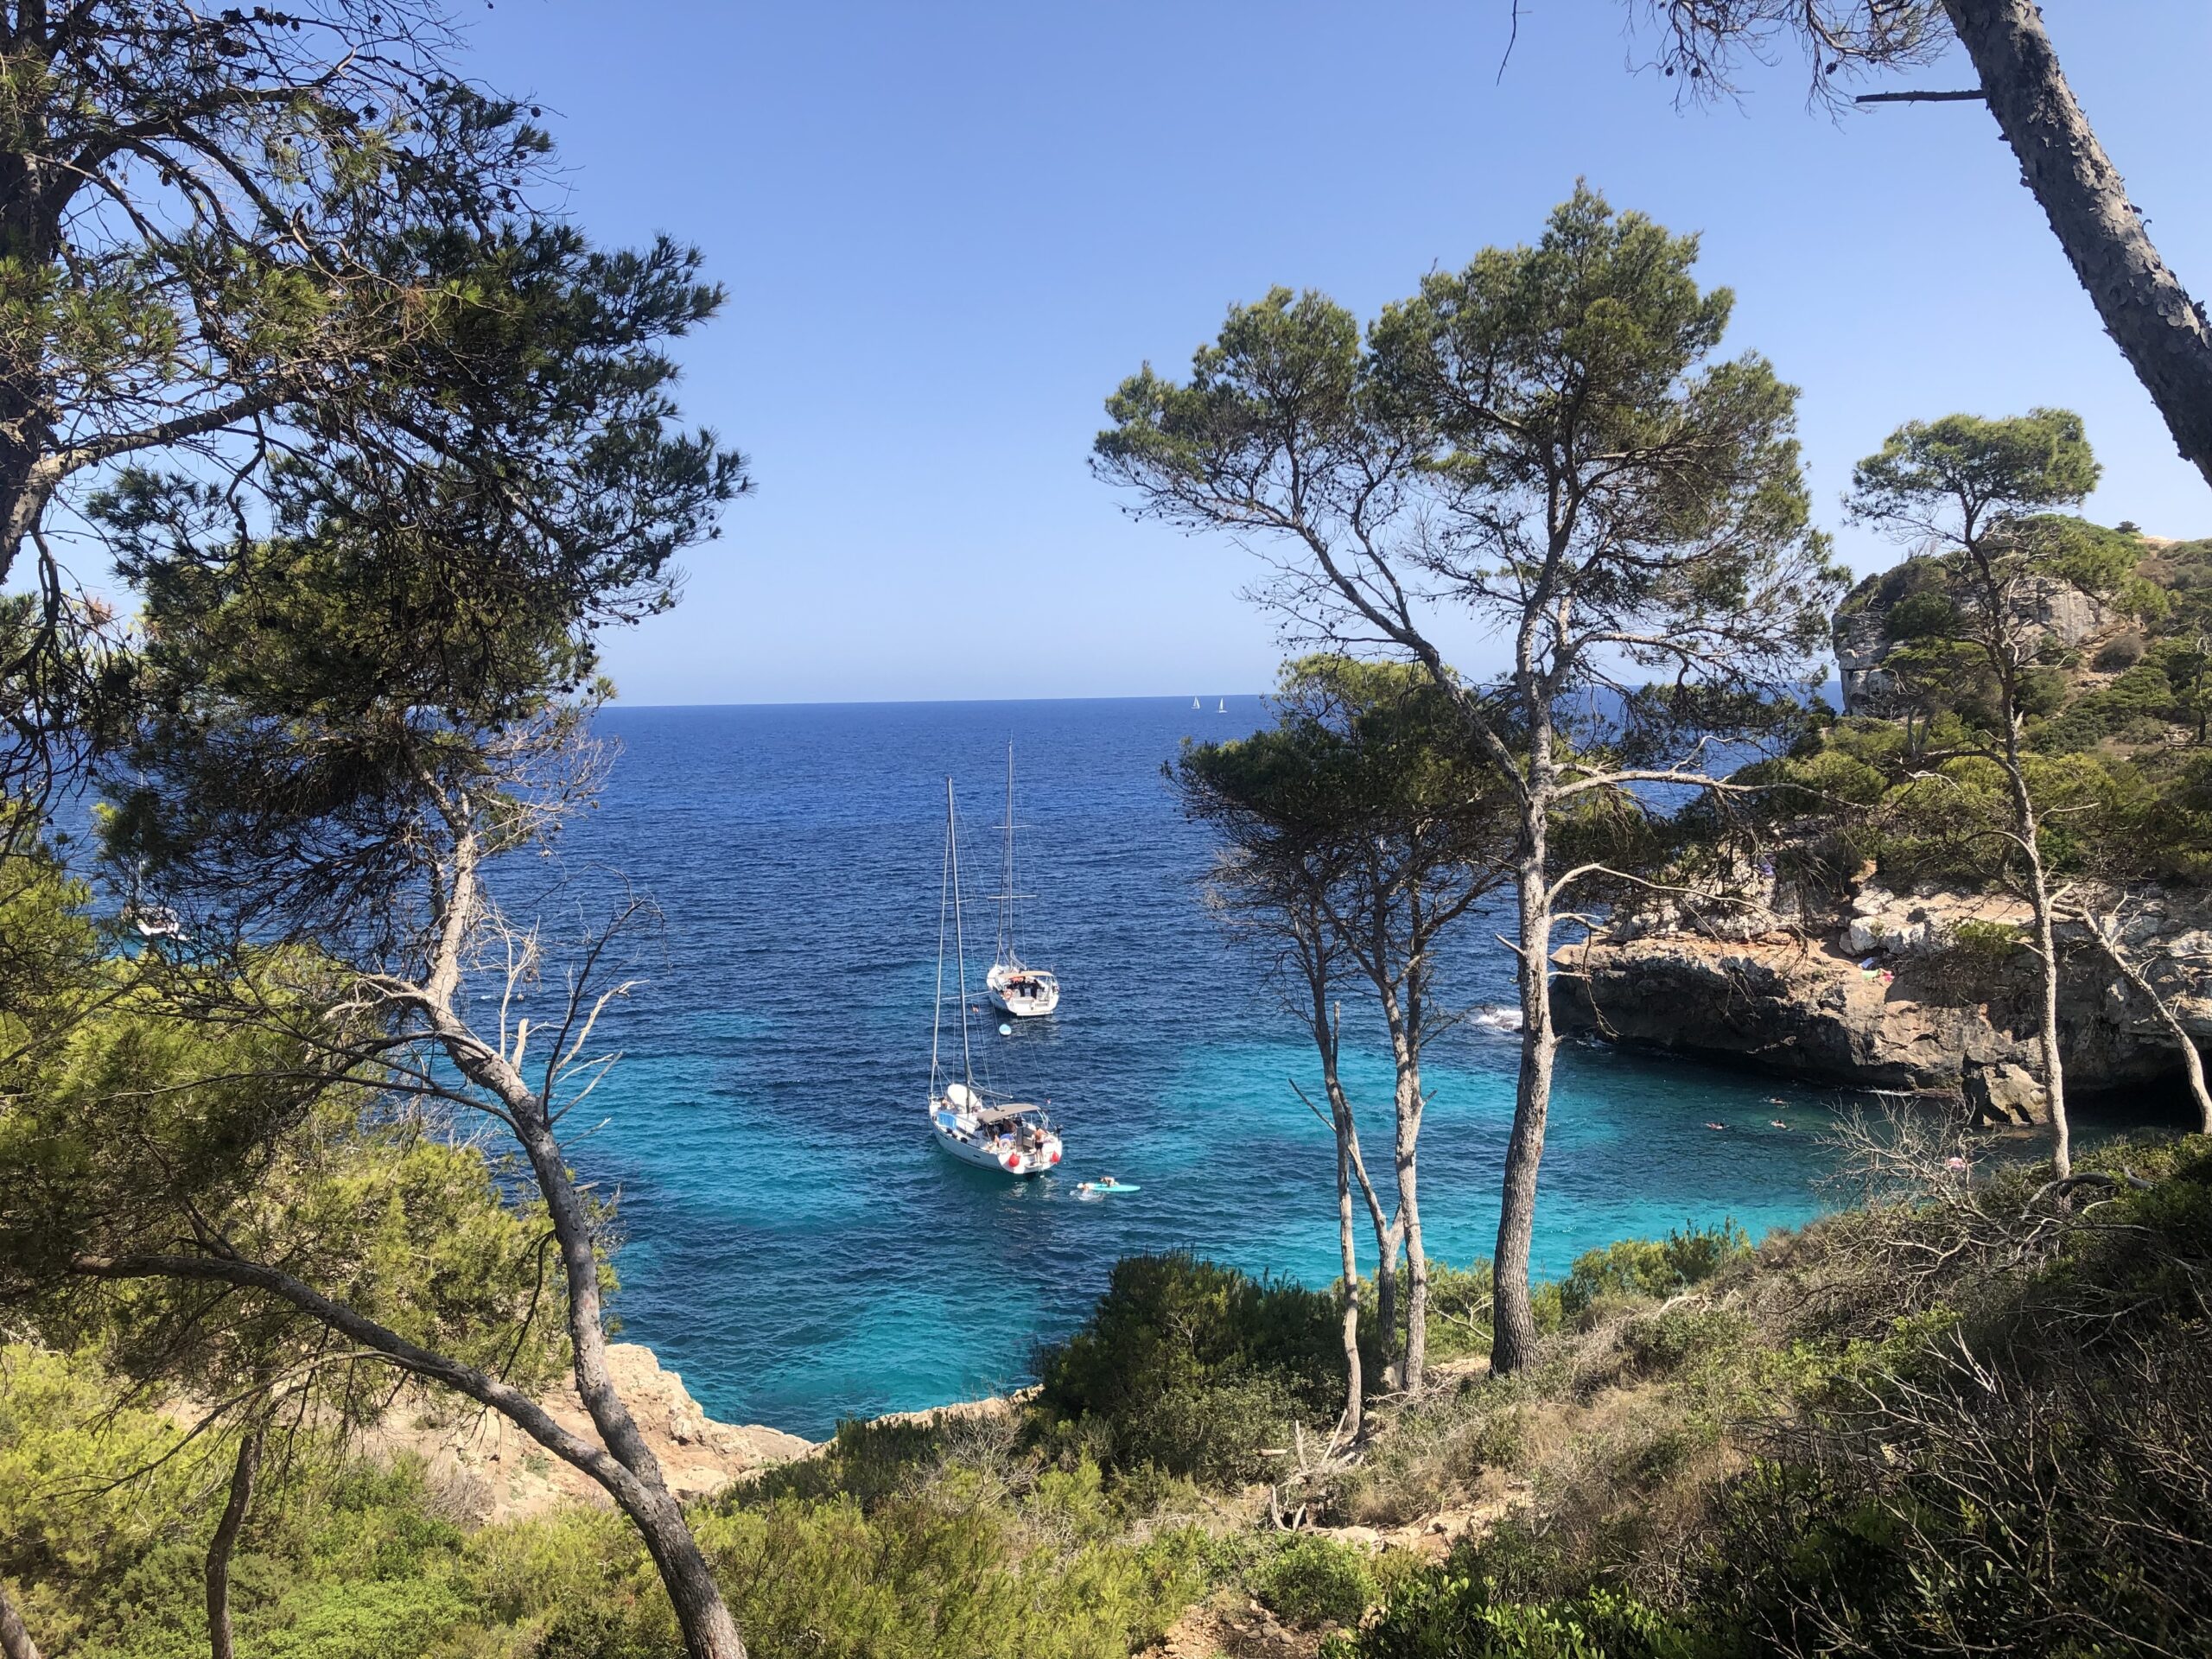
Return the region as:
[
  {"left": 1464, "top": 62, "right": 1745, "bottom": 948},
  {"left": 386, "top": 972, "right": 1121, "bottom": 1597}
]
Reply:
[{"left": 1556, "top": 879, "right": 2212, "bottom": 1123}]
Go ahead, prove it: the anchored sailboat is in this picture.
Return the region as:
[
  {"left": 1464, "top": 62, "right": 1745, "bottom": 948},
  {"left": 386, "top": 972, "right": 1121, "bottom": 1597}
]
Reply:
[
  {"left": 985, "top": 742, "right": 1061, "bottom": 1019},
  {"left": 929, "top": 779, "right": 1063, "bottom": 1176}
]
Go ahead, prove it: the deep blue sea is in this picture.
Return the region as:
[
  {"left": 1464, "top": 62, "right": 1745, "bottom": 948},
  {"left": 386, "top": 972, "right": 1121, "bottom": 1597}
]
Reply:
[{"left": 534, "top": 698, "right": 1891, "bottom": 1439}]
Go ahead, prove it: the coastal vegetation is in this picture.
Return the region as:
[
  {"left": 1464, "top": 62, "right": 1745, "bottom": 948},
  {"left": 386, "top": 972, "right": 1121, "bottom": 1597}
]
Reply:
[
  {"left": 1173, "top": 658, "right": 1516, "bottom": 1424},
  {"left": 0, "top": 2, "right": 757, "bottom": 1652},
  {"left": 8, "top": 1129, "right": 2207, "bottom": 1656},
  {"left": 1098, "top": 184, "right": 1847, "bottom": 1377},
  {"left": 0, "top": 3, "right": 2205, "bottom": 1655}
]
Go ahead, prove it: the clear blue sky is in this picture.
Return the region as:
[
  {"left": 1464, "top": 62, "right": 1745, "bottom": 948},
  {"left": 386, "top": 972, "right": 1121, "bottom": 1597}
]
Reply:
[{"left": 463, "top": 0, "right": 2209, "bottom": 706}]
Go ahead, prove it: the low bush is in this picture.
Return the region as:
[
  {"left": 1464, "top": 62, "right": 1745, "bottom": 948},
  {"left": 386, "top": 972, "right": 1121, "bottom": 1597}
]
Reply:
[
  {"left": 1557, "top": 1221, "right": 1750, "bottom": 1321},
  {"left": 1253, "top": 1535, "right": 1378, "bottom": 1629},
  {"left": 1323, "top": 1571, "right": 1694, "bottom": 1659},
  {"left": 1036, "top": 1251, "right": 1344, "bottom": 1480}
]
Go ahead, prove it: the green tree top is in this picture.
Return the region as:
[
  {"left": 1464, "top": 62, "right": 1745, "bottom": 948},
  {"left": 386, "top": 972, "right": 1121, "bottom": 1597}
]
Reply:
[{"left": 1847, "top": 408, "right": 2101, "bottom": 546}]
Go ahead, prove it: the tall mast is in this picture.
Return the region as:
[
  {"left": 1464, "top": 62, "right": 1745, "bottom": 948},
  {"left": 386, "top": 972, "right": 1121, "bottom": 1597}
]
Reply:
[
  {"left": 947, "top": 777, "right": 974, "bottom": 1085},
  {"left": 931, "top": 781, "right": 950, "bottom": 1096},
  {"left": 999, "top": 740, "right": 1017, "bottom": 966}
]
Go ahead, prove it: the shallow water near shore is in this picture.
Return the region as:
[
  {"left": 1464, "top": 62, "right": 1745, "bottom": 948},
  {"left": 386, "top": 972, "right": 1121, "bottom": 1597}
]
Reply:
[{"left": 544, "top": 699, "right": 2126, "bottom": 1438}]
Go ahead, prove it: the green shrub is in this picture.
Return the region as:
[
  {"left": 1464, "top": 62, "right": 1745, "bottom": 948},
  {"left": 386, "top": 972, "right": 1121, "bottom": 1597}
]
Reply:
[
  {"left": 696, "top": 1484, "right": 1204, "bottom": 1659},
  {"left": 1037, "top": 1252, "right": 1343, "bottom": 1480},
  {"left": 1884, "top": 588, "right": 1961, "bottom": 642},
  {"left": 738, "top": 1412, "right": 949, "bottom": 1508},
  {"left": 1123, "top": 1371, "right": 1311, "bottom": 1486},
  {"left": 1557, "top": 1222, "right": 1749, "bottom": 1320},
  {"left": 1322, "top": 1571, "right": 1695, "bottom": 1659},
  {"left": 257, "top": 1579, "right": 477, "bottom": 1659},
  {"left": 1254, "top": 1535, "right": 1379, "bottom": 1629}
]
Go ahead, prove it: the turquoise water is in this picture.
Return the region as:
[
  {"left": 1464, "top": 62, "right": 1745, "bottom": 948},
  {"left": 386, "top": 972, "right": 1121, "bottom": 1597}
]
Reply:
[{"left": 557, "top": 700, "right": 1861, "bottom": 1436}]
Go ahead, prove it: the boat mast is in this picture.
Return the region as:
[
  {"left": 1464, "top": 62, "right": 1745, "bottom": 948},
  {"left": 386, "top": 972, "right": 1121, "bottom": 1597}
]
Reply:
[
  {"left": 931, "top": 781, "right": 950, "bottom": 1096},
  {"left": 947, "top": 777, "right": 975, "bottom": 1085},
  {"left": 998, "top": 741, "right": 1017, "bottom": 968}
]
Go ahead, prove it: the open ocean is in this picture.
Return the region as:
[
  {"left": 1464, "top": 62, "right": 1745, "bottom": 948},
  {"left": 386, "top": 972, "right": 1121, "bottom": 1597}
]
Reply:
[{"left": 532, "top": 699, "right": 1972, "bottom": 1435}]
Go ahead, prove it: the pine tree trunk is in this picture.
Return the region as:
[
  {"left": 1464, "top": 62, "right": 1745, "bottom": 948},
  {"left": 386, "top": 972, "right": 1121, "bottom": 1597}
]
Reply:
[
  {"left": 206, "top": 1421, "right": 263, "bottom": 1659},
  {"left": 1332, "top": 1099, "right": 1364, "bottom": 1438},
  {"left": 2003, "top": 717, "right": 2070, "bottom": 1178},
  {"left": 1375, "top": 963, "right": 1430, "bottom": 1395},
  {"left": 0, "top": 1580, "right": 41, "bottom": 1659},
  {"left": 506, "top": 1104, "right": 747, "bottom": 1659},
  {"left": 0, "top": 135, "right": 57, "bottom": 587},
  {"left": 1943, "top": 0, "right": 2212, "bottom": 489},
  {"left": 2182, "top": 1024, "right": 2212, "bottom": 1135},
  {"left": 2081, "top": 910, "right": 2212, "bottom": 1135},
  {"left": 1491, "top": 798, "right": 1555, "bottom": 1375},
  {"left": 1393, "top": 1066, "right": 1427, "bottom": 1395},
  {"left": 415, "top": 818, "right": 747, "bottom": 1659},
  {"left": 1319, "top": 997, "right": 1393, "bottom": 1406},
  {"left": 1375, "top": 1228, "right": 1402, "bottom": 1382}
]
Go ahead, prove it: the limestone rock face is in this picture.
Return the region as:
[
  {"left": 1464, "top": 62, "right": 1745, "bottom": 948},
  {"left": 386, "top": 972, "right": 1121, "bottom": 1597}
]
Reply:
[
  {"left": 1556, "top": 884, "right": 2212, "bottom": 1122},
  {"left": 1834, "top": 572, "right": 2114, "bottom": 717},
  {"left": 364, "top": 1342, "right": 813, "bottom": 1523}
]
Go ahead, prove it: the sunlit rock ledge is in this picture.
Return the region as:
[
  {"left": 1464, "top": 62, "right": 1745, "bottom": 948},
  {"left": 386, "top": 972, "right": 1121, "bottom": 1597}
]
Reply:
[
  {"left": 1555, "top": 879, "right": 2212, "bottom": 1124},
  {"left": 362, "top": 1344, "right": 815, "bottom": 1523}
]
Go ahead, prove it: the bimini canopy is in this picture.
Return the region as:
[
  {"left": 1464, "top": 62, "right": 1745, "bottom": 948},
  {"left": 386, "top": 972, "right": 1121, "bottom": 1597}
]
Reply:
[{"left": 971, "top": 1104, "right": 1044, "bottom": 1127}]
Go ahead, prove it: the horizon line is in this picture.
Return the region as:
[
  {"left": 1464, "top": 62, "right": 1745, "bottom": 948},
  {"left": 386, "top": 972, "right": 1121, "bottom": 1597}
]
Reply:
[{"left": 600, "top": 691, "right": 1272, "bottom": 712}]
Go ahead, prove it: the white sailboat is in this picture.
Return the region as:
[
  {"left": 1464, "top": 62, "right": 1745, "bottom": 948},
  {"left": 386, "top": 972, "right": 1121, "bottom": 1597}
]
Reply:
[
  {"left": 929, "top": 779, "right": 1064, "bottom": 1176},
  {"left": 984, "top": 742, "right": 1061, "bottom": 1019},
  {"left": 1217, "top": 698, "right": 1227, "bottom": 713},
  {"left": 1192, "top": 696, "right": 1200, "bottom": 709}
]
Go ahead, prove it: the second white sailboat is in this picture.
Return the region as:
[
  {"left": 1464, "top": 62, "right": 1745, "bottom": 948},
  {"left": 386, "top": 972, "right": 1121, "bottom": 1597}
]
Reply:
[{"left": 985, "top": 741, "right": 1060, "bottom": 1019}]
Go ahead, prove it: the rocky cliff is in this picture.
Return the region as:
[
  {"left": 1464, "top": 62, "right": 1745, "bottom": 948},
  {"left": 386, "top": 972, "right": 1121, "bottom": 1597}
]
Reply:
[
  {"left": 1556, "top": 879, "right": 2212, "bottom": 1122},
  {"left": 1832, "top": 567, "right": 2114, "bottom": 716},
  {"left": 363, "top": 1343, "right": 814, "bottom": 1523}
]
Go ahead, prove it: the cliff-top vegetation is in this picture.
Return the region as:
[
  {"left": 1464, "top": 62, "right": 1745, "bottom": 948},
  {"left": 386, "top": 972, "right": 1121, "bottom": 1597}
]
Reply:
[{"left": 8, "top": 1125, "right": 2206, "bottom": 1658}]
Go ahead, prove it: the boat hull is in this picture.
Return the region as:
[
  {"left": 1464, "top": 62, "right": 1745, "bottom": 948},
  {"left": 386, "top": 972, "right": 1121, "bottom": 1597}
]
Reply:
[
  {"left": 986, "top": 963, "right": 1059, "bottom": 1019},
  {"left": 930, "top": 1105, "right": 1061, "bottom": 1176}
]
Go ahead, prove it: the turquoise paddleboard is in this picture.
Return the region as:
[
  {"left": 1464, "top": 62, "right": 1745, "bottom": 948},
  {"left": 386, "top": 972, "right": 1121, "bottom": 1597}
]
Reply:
[{"left": 1077, "top": 1181, "right": 1140, "bottom": 1195}]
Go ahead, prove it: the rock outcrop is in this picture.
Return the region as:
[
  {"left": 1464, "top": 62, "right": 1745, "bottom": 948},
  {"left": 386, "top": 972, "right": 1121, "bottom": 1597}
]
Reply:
[
  {"left": 365, "top": 1343, "right": 813, "bottom": 1523},
  {"left": 1834, "top": 569, "right": 2114, "bottom": 716},
  {"left": 1556, "top": 880, "right": 2212, "bottom": 1122}
]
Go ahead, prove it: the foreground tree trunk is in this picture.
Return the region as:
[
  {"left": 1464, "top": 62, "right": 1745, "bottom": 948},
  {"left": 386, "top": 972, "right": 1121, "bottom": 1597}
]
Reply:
[
  {"left": 2001, "top": 711, "right": 2071, "bottom": 1179},
  {"left": 1318, "top": 1012, "right": 1397, "bottom": 1413},
  {"left": 1373, "top": 946, "right": 1432, "bottom": 1393},
  {"left": 1329, "top": 1091, "right": 1364, "bottom": 1438},
  {"left": 1943, "top": 0, "right": 2212, "bottom": 490},
  {"left": 0, "top": 1580, "right": 41, "bottom": 1659},
  {"left": 1394, "top": 1096, "right": 1428, "bottom": 1394},
  {"left": 1492, "top": 795, "right": 1556, "bottom": 1376},
  {"left": 413, "top": 821, "right": 745, "bottom": 1659},
  {"left": 206, "top": 1421, "right": 264, "bottom": 1659},
  {"left": 504, "top": 1104, "right": 745, "bottom": 1659}
]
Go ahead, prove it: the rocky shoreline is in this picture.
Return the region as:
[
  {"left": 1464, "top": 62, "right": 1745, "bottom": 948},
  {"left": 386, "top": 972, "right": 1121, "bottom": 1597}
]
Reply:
[
  {"left": 365, "top": 1344, "right": 814, "bottom": 1523},
  {"left": 1555, "top": 877, "right": 2212, "bottom": 1122}
]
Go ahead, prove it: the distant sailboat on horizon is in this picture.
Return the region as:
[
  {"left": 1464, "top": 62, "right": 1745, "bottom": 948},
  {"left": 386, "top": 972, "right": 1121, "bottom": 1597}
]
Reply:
[
  {"left": 1192, "top": 696, "right": 1201, "bottom": 709},
  {"left": 1217, "top": 698, "right": 1227, "bottom": 713}
]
